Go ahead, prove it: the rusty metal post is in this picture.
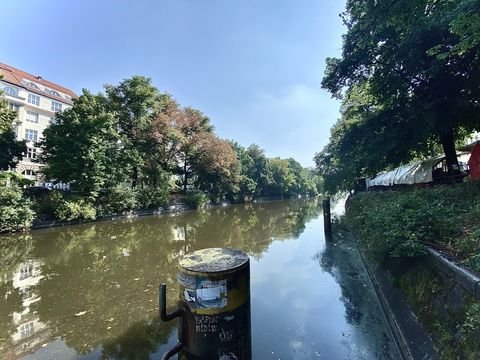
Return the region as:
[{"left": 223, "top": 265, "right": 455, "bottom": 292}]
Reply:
[
  {"left": 323, "top": 197, "right": 332, "bottom": 240},
  {"left": 160, "top": 248, "right": 251, "bottom": 360}
]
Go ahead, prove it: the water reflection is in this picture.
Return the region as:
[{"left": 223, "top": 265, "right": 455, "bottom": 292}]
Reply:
[
  {"left": 317, "top": 231, "right": 400, "bottom": 359},
  {"left": 0, "top": 199, "right": 321, "bottom": 359}
]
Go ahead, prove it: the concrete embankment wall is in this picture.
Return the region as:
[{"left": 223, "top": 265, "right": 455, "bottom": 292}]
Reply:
[{"left": 358, "top": 241, "right": 480, "bottom": 359}]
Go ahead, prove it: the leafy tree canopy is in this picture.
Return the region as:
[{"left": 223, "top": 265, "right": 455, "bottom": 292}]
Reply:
[
  {"left": 320, "top": 0, "right": 480, "bottom": 187},
  {"left": 40, "top": 90, "right": 120, "bottom": 198}
]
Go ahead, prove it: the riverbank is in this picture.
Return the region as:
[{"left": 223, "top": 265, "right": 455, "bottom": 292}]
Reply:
[
  {"left": 345, "top": 182, "right": 480, "bottom": 275},
  {"left": 27, "top": 194, "right": 309, "bottom": 232},
  {"left": 341, "top": 182, "right": 480, "bottom": 358}
]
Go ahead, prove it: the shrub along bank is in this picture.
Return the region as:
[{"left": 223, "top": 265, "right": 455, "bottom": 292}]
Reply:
[
  {"left": 343, "top": 181, "right": 480, "bottom": 359},
  {"left": 0, "top": 178, "right": 315, "bottom": 233},
  {"left": 345, "top": 181, "right": 480, "bottom": 274}
]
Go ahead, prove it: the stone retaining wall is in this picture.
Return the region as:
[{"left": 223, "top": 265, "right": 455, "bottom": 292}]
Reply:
[{"left": 356, "top": 238, "right": 480, "bottom": 359}]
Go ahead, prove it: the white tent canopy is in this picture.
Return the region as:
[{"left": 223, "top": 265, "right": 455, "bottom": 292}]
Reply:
[{"left": 367, "top": 156, "right": 444, "bottom": 188}]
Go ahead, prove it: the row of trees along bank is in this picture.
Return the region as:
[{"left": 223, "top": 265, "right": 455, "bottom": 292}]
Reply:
[
  {"left": 315, "top": 0, "right": 480, "bottom": 194},
  {"left": 0, "top": 77, "right": 322, "bottom": 232}
]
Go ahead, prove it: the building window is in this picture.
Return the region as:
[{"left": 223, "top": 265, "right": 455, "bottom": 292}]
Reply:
[
  {"left": 24, "top": 81, "right": 40, "bottom": 90},
  {"left": 8, "top": 102, "right": 20, "bottom": 112},
  {"left": 4, "top": 86, "right": 17, "bottom": 96},
  {"left": 25, "top": 129, "right": 38, "bottom": 142},
  {"left": 23, "top": 169, "right": 36, "bottom": 177},
  {"left": 51, "top": 101, "right": 62, "bottom": 112},
  {"left": 49, "top": 117, "right": 56, "bottom": 125},
  {"left": 45, "top": 88, "right": 61, "bottom": 97},
  {"left": 26, "top": 111, "right": 39, "bottom": 123},
  {"left": 26, "top": 147, "right": 37, "bottom": 159},
  {"left": 20, "top": 322, "right": 35, "bottom": 338},
  {"left": 20, "top": 287, "right": 32, "bottom": 300},
  {"left": 19, "top": 264, "right": 33, "bottom": 280},
  {"left": 28, "top": 94, "right": 40, "bottom": 106}
]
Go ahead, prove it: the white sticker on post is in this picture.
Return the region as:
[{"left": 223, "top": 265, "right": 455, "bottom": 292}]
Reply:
[{"left": 195, "top": 279, "right": 227, "bottom": 309}]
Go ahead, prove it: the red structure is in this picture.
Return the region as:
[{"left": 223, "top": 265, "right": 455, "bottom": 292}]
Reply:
[{"left": 468, "top": 142, "right": 480, "bottom": 180}]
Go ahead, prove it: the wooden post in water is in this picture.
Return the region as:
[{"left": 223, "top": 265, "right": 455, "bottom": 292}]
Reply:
[
  {"left": 323, "top": 197, "right": 332, "bottom": 240},
  {"left": 160, "top": 248, "right": 252, "bottom": 360}
]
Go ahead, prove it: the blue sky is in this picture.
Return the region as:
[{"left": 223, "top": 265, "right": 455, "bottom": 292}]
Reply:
[{"left": 1, "top": 0, "right": 345, "bottom": 167}]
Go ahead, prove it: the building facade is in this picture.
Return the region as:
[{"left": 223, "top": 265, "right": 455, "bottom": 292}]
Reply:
[{"left": 0, "top": 63, "right": 76, "bottom": 183}]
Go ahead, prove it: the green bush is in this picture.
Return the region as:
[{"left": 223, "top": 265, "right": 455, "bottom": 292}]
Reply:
[
  {"left": 185, "top": 191, "right": 210, "bottom": 209},
  {"left": 460, "top": 302, "right": 480, "bottom": 358},
  {"left": 55, "top": 199, "right": 96, "bottom": 221},
  {"left": 35, "top": 190, "right": 64, "bottom": 220},
  {"left": 344, "top": 182, "right": 480, "bottom": 272},
  {"left": 0, "top": 171, "right": 33, "bottom": 187},
  {"left": 136, "top": 185, "right": 169, "bottom": 209},
  {"left": 102, "top": 184, "right": 138, "bottom": 214},
  {"left": 0, "top": 185, "right": 35, "bottom": 232}
]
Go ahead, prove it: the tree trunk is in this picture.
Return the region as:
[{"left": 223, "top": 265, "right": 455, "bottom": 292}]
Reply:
[
  {"left": 132, "top": 166, "right": 138, "bottom": 188},
  {"left": 183, "top": 161, "right": 188, "bottom": 193},
  {"left": 439, "top": 130, "right": 459, "bottom": 185}
]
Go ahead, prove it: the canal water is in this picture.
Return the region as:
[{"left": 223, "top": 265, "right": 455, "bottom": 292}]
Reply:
[{"left": 0, "top": 199, "right": 401, "bottom": 359}]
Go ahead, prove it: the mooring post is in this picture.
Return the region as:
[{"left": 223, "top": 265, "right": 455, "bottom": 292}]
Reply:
[
  {"left": 160, "top": 247, "right": 252, "bottom": 360},
  {"left": 323, "top": 197, "right": 332, "bottom": 240}
]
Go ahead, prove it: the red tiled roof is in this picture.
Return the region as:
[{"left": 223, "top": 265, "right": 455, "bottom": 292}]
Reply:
[{"left": 0, "top": 62, "right": 77, "bottom": 105}]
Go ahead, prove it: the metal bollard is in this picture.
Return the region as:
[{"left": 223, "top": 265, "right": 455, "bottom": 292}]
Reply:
[
  {"left": 323, "top": 197, "right": 332, "bottom": 240},
  {"left": 160, "top": 248, "right": 251, "bottom": 360}
]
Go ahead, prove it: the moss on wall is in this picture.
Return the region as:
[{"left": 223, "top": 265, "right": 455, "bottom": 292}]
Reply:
[{"left": 392, "top": 260, "right": 479, "bottom": 359}]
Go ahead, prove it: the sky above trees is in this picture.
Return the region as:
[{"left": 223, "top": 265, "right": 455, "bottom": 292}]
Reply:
[{"left": 0, "top": 0, "right": 344, "bottom": 166}]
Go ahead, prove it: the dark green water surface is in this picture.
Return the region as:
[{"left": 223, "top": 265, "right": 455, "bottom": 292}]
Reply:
[{"left": 0, "top": 199, "right": 401, "bottom": 359}]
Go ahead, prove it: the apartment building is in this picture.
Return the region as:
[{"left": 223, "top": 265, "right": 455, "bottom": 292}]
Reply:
[{"left": 0, "top": 62, "right": 76, "bottom": 183}]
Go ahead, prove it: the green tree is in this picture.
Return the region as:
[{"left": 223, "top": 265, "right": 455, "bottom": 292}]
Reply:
[
  {"left": 40, "top": 90, "right": 120, "bottom": 198},
  {"left": 244, "top": 144, "right": 269, "bottom": 196},
  {"left": 0, "top": 87, "right": 25, "bottom": 170},
  {"left": 105, "top": 76, "right": 162, "bottom": 187},
  {"left": 446, "top": 0, "right": 480, "bottom": 55},
  {"left": 0, "top": 185, "right": 35, "bottom": 232},
  {"left": 265, "top": 158, "right": 296, "bottom": 196},
  {"left": 322, "top": 0, "right": 480, "bottom": 174}
]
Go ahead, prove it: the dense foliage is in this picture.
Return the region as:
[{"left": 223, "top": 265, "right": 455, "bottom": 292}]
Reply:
[
  {"left": 0, "top": 73, "right": 320, "bottom": 230},
  {"left": 184, "top": 190, "right": 210, "bottom": 209},
  {"left": 41, "top": 90, "right": 120, "bottom": 199},
  {"left": 0, "top": 173, "right": 35, "bottom": 232},
  {"left": 344, "top": 182, "right": 480, "bottom": 274},
  {"left": 54, "top": 199, "right": 96, "bottom": 222},
  {"left": 36, "top": 75, "right": 319, "bottom": 222},
  {"left": 231, "top": 142, "right": 322, "bottom": 200},
  {"left": 317, "top": 0, "right": 480, "bottom": 194}
]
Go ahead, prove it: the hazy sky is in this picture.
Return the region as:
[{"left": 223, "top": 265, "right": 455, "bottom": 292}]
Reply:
[{"left": 1, "top": 0, "right": 345, "bottom": 166}]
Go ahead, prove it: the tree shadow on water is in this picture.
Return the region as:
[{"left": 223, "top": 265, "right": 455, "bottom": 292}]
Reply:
[
  {"left": 316, "top": 235, "right": 365, "bottom": 326},
  {"left": 100, "top": 315, "right": 176, "bottom": 360}
]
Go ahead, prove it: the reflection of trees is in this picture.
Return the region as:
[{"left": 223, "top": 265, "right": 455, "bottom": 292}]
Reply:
[
  {"left": 180, "top": 199, "right": 321, "bottom": 259},
  {"left": 316, "top": 234, "right": 365, "bottom": 325},
  {"left": 0, "top": 199, "right": 320, "bottom": 357},
  {"left": 0, "top": 280, "right": 22, "bottom": 346},
  {"left": 0, "top": 233, "right": 35, "bottom": 355},
  {"left": 316, "top": 236, "right": 400, "bottom": 358},
  {"left": 0, "top": 233, "right": 34, "bottom": 279},
  {"left": 100, "top": 316, "right": 175, "bottom": 360}
]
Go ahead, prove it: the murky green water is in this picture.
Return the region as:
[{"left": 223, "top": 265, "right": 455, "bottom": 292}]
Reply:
[{"left": 0, "top": 199, "right": 401, "bottom": 359}]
